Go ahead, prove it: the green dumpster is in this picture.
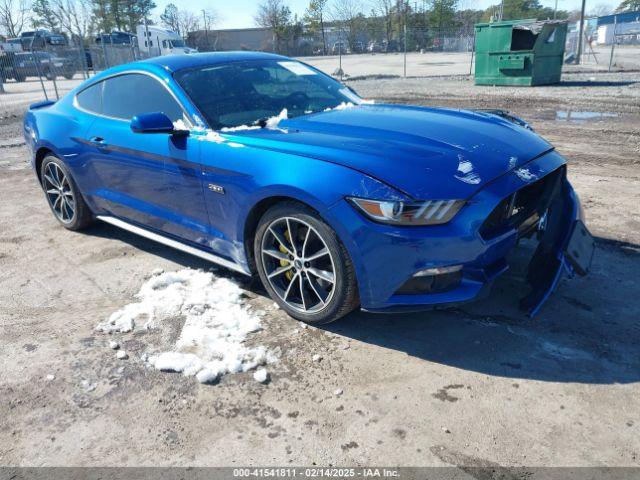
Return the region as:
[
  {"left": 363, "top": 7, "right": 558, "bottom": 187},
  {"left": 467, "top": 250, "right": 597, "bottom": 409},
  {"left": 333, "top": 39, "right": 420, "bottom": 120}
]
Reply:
[{"left": 474, "top": 19, "right": 568, "bottom": 86}]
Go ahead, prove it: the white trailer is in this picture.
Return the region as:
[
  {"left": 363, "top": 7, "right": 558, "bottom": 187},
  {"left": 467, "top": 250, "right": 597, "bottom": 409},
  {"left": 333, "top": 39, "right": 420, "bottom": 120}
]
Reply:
[{"left": 136, "top": 25, "right": 197, "bottom": 56}]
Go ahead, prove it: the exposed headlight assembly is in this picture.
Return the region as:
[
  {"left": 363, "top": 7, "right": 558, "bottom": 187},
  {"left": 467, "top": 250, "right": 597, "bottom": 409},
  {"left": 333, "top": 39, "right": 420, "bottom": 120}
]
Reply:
[{"left": 347, "top": 197, "right": 465, "bottom": 226}]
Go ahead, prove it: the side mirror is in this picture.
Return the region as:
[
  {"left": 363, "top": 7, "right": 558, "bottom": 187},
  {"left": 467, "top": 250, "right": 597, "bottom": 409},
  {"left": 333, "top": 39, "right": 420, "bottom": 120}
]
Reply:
[{"left": 130, "top": 112, "right": 188, "bottom": 136}]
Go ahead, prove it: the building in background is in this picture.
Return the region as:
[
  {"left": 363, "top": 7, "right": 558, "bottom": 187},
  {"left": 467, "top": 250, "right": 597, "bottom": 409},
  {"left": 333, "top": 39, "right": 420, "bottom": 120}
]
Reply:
[
  {"left": 188, "top": 27, "right": 275, "bottom": 52},
  {"left": 595, "top": 11, "right": 640, "bottom": 45}
]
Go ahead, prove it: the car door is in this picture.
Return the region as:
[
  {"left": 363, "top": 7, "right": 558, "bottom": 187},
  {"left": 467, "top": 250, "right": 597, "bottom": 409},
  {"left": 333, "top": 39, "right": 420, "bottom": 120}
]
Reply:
[{"left": 81, "top": 72, "right": 211, "bottom": 247}]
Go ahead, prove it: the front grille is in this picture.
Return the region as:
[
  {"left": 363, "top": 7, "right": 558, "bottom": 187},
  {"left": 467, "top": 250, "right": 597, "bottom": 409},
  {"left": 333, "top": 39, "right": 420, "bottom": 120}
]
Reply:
[{"left": 480, "top": 166, "right": 565, "bottom": 240}]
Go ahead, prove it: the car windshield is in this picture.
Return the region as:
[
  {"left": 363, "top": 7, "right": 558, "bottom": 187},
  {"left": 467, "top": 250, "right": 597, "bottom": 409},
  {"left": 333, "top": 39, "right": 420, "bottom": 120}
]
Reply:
[
  {"left": 174, "top": 59, "right": 361, "bottom": 130},
  {"left": 170, "top": 39, "right": 185, "bottom": 47}
]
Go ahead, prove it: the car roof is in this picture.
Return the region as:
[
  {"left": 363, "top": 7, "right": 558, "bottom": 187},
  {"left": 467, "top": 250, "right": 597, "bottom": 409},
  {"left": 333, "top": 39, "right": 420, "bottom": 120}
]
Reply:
[
  {"left": 75, "top": 51, "right": 297, "bottom": 94},
  {"left": 139, "top": 51, "right": 289, "bottom": 73}
]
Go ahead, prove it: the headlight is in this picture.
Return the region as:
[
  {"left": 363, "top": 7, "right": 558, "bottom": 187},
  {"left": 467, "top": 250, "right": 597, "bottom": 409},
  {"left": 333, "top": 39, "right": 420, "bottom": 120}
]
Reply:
[{"left": 347, "top": 197, "right": 465, "bottom": 226}]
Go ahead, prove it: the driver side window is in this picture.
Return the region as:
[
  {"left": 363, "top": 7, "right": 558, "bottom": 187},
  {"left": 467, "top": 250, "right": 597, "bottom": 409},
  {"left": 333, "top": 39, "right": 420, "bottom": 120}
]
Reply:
[{"left": 101, "top": 73, "right": 186, "bottom": 123}]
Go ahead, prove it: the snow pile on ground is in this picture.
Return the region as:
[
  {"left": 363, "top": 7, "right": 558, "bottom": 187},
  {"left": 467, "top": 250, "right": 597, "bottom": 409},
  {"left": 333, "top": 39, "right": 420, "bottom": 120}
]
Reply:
[{"left": 97, "top": 269, "right": 276, "bottom": 384}]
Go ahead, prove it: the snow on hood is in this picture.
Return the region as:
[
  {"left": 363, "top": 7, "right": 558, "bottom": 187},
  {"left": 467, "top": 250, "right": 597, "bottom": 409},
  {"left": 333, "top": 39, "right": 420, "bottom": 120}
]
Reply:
[{"left": 96, "top": 269, "right": 277, "bottom": 384}]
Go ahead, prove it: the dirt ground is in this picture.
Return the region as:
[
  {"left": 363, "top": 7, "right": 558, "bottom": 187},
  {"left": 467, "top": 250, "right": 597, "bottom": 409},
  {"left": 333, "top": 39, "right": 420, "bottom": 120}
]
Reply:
[{"left": 1, "top": 71, "right": 639, "bottom": 468}]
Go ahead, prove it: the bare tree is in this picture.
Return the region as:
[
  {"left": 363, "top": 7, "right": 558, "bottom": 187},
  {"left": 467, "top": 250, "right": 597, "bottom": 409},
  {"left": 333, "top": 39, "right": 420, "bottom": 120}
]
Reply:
[
  {"left": 49, "top": 0, "right": 93, "bottom": 43},
  {"left": 370, "top": 0, "right": 394, "bottom": 44},
  {"left": 0, "top": 0, "right": 29, "bottom": 38},
  {"left": 330, "top": 0, "right": 364, "bottom": 50},
  {"left": 201, "top": 7, "right": 218, "bottom": 31},
  {"left": 588, "top": 3, "right": 613, "bottom": 16},
  {"left": 176, "top": 8, "right": 199, "bottom": 38},
  {"left": 255, "top": 0, "right": 291, "bottom": 29},
  {"left": 254, "top": 0, "right": 293, "bottom": 52}
]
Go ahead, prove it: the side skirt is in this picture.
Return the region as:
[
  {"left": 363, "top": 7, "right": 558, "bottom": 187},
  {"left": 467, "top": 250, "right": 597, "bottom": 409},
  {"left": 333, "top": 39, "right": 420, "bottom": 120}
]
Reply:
[{"left": 96, "top": 215, "right": 251, "bottom": 276}]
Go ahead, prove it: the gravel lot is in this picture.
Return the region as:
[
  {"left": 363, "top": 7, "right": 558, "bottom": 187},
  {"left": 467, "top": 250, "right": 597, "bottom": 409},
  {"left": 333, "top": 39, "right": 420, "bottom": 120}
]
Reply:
[
  {"left": 1, "top": 71, "right": 639, "bottom": 468},
  {"left": 299, "top": 46, "right": 640, "bottom": 79}
]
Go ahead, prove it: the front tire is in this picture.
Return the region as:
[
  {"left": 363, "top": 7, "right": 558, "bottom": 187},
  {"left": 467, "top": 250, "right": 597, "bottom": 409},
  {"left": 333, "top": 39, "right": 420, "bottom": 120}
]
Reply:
[
  {"left": 254, "top": 202, "right": 359, "bottom": 324},
  {"left": 40, "top": 155, "right": 93, "bottom": 230}
]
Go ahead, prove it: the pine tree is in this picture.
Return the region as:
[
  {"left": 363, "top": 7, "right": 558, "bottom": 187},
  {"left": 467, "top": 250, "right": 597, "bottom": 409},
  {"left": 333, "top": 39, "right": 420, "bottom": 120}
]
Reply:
[
  {"left": 32, "top": 0, "right": 59, "bottom": 30},
  {"left": 92, "top": 0, "right": 114, "bottom": 33},
  {"left": 160, "top": 3, "right": 179, "bottom": 34},
  {"left": 303, "top": 0, "right": 328, "bottom": 54},
  {"left": 616, "top": 0, "right": 640, "bottom": 12}
]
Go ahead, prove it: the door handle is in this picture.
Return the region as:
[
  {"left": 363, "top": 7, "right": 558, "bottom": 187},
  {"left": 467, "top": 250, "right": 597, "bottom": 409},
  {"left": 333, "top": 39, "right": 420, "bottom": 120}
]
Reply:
[{"left": 89, "top": 136, "right": 107, "bottom": 147}]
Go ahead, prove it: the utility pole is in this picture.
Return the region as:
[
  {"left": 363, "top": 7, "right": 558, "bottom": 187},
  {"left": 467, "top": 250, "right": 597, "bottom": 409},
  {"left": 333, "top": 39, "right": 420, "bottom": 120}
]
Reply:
[
  {"left": 202, "top": 10, "right": 210, "bottom": 50},
  {"left": 320, "top": 12, "right": 326, "bottom": 56},
  {"left": 608, "top": 14, "right": 617, "bottom": 72},
  {"left": 403, "top": 23, "right": 407, "bottom": 77},
  {"left": 576, "top": 0, "right": 586, "bottom": 64}
]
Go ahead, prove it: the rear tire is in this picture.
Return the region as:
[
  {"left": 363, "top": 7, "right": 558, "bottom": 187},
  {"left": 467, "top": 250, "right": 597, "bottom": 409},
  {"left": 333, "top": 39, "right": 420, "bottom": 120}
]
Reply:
[
  {"left": 254, "top": 202, "right": 359, "bottom": 324},
  {"left": 40, "top": 155, "right": 94, "bottom": 231}
]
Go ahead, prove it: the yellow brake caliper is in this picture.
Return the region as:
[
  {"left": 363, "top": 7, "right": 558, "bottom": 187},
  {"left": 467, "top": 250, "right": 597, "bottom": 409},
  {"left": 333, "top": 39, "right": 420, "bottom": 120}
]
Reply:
[{"left": 281, "top": 230, "right": 294, "bottom": 282}]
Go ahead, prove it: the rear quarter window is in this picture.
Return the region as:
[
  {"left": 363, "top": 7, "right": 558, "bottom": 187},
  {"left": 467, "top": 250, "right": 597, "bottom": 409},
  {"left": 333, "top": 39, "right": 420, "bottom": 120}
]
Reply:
[{"left": 76, "top": 82, "right": 103, "bottom": 114}]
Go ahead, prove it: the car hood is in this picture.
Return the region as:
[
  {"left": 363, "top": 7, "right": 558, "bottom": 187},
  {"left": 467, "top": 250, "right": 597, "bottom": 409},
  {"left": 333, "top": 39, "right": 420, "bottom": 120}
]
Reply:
[{"left": 225, "top": 105, "right": 553, "bottom": 200}]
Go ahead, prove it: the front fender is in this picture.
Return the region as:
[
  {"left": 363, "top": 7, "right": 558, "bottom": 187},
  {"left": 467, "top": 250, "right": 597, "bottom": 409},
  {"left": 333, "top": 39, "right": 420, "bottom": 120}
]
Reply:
[{"left": 198, "top": 137, "right": 408, "bottom": 287}]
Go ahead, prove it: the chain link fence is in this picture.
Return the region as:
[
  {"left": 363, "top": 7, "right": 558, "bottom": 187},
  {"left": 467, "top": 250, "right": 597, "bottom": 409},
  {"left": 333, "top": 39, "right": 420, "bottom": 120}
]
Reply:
[
  {"left": 0, "top": 41, "right": 152, "bottom": 120},
  {"left": 2, "top": 23, "right": 638, "bottom": 121},
  {"left": 565, "top": 27, "right": 640, "bottom": 72},
  {"left": 303, "top": 25, "right": 640, "bottom": 81},
  {"left": 292, "top": 26, "right": 475, "bottom": 79}
]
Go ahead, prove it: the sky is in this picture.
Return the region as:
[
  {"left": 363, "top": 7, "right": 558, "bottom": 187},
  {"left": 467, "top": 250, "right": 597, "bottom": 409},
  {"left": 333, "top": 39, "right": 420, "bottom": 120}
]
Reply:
[{"left": 154, "top": 0, "right": 622, "bottom": 29}]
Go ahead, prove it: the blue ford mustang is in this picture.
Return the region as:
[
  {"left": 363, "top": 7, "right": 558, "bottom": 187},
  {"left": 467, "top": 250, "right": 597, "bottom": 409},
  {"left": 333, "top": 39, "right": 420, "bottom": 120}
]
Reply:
[{"left": 23, "top": 52, "right": 594, "bottom": 323}]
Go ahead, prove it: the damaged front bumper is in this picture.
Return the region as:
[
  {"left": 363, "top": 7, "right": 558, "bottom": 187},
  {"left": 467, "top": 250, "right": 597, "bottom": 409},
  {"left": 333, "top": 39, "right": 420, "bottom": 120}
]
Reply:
[
  {"left": 521, "top": 182, "right": 594, "bottom": 316},
  {"left": 332, "top": 149, "right": 594, "bottom": 315}
]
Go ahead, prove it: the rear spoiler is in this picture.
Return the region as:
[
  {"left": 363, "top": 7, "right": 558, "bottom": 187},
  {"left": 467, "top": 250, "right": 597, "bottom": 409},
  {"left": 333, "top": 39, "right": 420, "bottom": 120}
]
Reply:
[{"left": 29, "top": 100, "right": 56, "bottom": 110}]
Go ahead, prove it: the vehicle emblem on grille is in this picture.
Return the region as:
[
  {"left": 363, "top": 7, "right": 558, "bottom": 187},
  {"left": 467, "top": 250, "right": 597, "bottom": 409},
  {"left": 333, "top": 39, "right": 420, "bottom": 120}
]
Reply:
[{"left": 208, "top": 184, "right": 225, "bottom": 194}]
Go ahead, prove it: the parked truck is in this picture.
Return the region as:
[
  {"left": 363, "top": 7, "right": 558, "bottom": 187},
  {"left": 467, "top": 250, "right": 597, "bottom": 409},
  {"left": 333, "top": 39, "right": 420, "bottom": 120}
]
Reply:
[
  {"left": 1, "top": 51, "right": 76, "bottom": 82},
  {"left": 136, "top": 25, "right": 197, "bottom": 56}
]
